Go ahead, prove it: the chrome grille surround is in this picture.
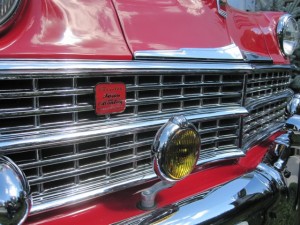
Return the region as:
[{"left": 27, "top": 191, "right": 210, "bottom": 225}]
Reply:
[{"left": 0, "top": 60, "right": 293, "bottom": 213}]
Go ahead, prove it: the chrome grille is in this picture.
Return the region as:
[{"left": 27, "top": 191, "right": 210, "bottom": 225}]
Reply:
[
  {"left": 243, "top": 99, "right": 288, "bottom": 146},
  {"left": 0, "top": 61, "right": 292, "bottom": 213},
  {"left": 246, "top": 70, "right": 290, "bottom": 102},
  {"left": 5, "top": 117, "right": 240, "bottom": 206},
  {"left": 0, "top": 73, "right": 243, "bottom": 135}
]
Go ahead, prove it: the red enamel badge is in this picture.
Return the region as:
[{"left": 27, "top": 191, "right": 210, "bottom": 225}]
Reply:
[{"left": 95, "top": 83, "right": 126, "bottom": 115}]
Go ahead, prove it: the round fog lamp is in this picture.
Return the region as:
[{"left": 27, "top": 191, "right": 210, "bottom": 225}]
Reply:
[
  {"left": 277, "top": 14, "right": 299, "bottom": 56},
  {"left": 153, "top": 116, "right": 200, "bottom": 181}
]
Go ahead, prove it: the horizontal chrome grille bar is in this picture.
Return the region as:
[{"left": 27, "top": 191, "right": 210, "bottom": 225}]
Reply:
[{"left": 0, "top": 106, "right": 247, "bottom": 153}]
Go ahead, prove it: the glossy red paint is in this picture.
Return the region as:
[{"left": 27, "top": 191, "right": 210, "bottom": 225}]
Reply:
[
  {"left": 226, "top": 5, "right": 289, "bottom": 64},
  {"left": 25, "top": 132, "right": 282, "bottom": 225},
  {"left": 0, "top": 0, "right": 131, "bottom": 60},
  {"left": 112, "top": 0, "right": 232, "bottom": 52}
]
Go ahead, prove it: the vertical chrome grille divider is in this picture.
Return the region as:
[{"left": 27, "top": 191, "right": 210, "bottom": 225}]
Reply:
[
  {"left": 180, "top": 75, "right": 184, "bottom": 109},
  {"left": 158, "top": 75, "right": 163, "bottom": 112},
  {"left": 36, "top": 149, "right": 44, "bottom": 195},
  {"left": 239, "top": 72, "right": 248, "bottom": 149},
  {"left": 134, "top": 75, "right": 139, "bottom": 115},
  {"left": 73, "top": 77, "right": 80, "bottom": 185}
]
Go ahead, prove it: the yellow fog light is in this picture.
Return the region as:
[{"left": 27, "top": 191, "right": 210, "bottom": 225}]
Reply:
[{"left": 153, "top": 115, "right": 200, "bottom": 181}]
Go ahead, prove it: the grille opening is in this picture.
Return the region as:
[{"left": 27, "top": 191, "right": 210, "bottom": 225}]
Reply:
[
  {"left": 139, "top": 90, "right": 159, "bottom": 99},
  {"left": 222, "top": 86, "right": 242, "bottom": 92},
  {"left": 39, "top": 96, "right": 73, "bottom": 108},
  {"left": 163, "top": 75, "right": 181, "bottom": 84},
  {"left": 0, "top": 98, "right": 33, "bottom": 110},
  {"left": 203, "top": 87, "right": 219, "bottom": 93},
  {"left": 219, "top": 129, "right": 236, "bottom": 137},
  {"left": 110, "top": 106, "right": 134, "bottom": 118},
  {"left": 39, "top": 79, "right": 73, "bottom": 89},
  {"left": 221, "top": 97, "right": 240, "bottom": 104},
  {"left": 219, "top": 118, "right": 238, "bottom": 126},
  {"left": 40, "top": 113, "right": 73, "bottom": 126},
  {"left": 43, "top": 161, "right": 74, "bottom": 175},
  {"left": 223, "top": 75, "right": 242, "bottom": 82},
  {"left": 137, "top": 130, "right": 157, "bottom": 141},
  {"left": 110, "top": 149, "right": 133, "bottom": 160},
  {"left": 138, "top": 104, "right": 159, "bottom": 113},
  {"left": 43, "top": 177, "right": 75, "bottom": 192},
  {"left": 137, "top": 158, "right": 152, "bottom": 167},
  {"left": 78, "top": 110, "right": 106, "bottom": 122},
  {"left": 138, "top": 75, "right": 159, "bottom": 85},
  {"left": 184, "top": 87, "right": 200, "bottom": 95},
  {"left": 219, "top": 140, "right": 236, "bottom": 147},
  {"left": 110, "top": 163, "right": 133, "bottom": 175},
  {"left": 79, "top": 169, "right": 106, "bottom": 183},
  {"left": 0, "top": 79, "right": 32, "bottom": 91},
  {"left": 201, "top": 120, "right": 217, "bottom": 129},
  {"left": 185, "top": 75, "right": 202, "bottom": 83},
  {"left": 0, "top": 117, "right": 34, "bottom": 130},
  {"left": 23, "top": 168, "right": 38, "bottom": 179},
  {"left": 201, "top": 143, "right": 216, "bottom": 151},
  {"left": 79, "top": 139, "right": 106, "bottom": 152},
  {"left": 183, "top": 100, "right": 200, "bottom": 108},
  {"left": 204, "top": 75, "right": 220, "bottom": 82},
  {"left": 77, "top": 77, "right": 107, "bottom": 88},
  {"left": 30, "top": 185, "right": 38, "bottom": 195},
  {"left": 42, "top": 145, "right": 74, "bottom": 159},
  {"left": 137, "top": 145, "right": 152, "bottom": 154},
  {"left": 201, "top": 132, "right": 217, "bottom": 139},
  {"left": 126, "top": 91, "right": 135, "bottom": 100},
  {"left": 7, "top": 150, "right": 36, "bottom": 164},
  {"left": 79, "top": 155, "right": 106, "bottom": 167},
  {"left": 163, "top": 88, "right": 181, "bottom": 97},
  {"left": 110, "top": 134, "right": 134, "bottom": 147},
  {"left": 162, "top": 102, "right": 181, "bottom": 111},
  {"left": 203, "top": 98, "right": 219, "bottom": 105},
  {"left": 110, "top": 76, "right": 135, "bottom": 85},
  {"left": 78, "top": 94, "right": 94, "bottom": 105}
]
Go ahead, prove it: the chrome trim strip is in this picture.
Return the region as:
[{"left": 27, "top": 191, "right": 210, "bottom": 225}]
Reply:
[
  {"left": 0, "top": 82, "right": 242, "bottom": 99},
  {"left": 31, "top": 168, "right": 155, "bottom": 214},
  {"left": 0, "top": 106, "right": 248, "bottom": 153},
  {"left": 0, "top": 60, "right": 253, "bottom": 74},
  {"left": 242, "top": 122, "right": 284, "bottom": 152},
  {"left": 114, "top": 163, "right": 287, "bottom": 225},
  {"left": 0, "top": 60, "right": 293, "bottom": 74},
  {"left": 134, "top": 44, "right": 244, "bottom": 61},
  {"left": 217, "top": 0, "right": 227, "bottom": 18},
  {"left": 245, "top": 89, "right": 293, "bottom": 111}
]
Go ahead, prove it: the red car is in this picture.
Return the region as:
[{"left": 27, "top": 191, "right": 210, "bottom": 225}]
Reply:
[{"left": 0, "top": 0, "right": 300, "bottom": 224}]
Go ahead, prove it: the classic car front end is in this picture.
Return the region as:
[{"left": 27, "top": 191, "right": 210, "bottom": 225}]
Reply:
[{"left": 0, "top": 0, "right": 300, "bottom": 224}]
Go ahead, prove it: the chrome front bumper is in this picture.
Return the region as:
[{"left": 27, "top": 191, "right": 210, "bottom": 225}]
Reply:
[{"left": 116, "top": 161, "right": 300, "bottom": 225}]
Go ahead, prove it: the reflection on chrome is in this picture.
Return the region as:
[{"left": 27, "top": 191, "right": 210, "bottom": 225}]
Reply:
[
  {"left": 0, "top": 156, "right": 31, "bottom": 225},
  {"left": 286, "top": 94, "right": 300, "bottom": 117}
]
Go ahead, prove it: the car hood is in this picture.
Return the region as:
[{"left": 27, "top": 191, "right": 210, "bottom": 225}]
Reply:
[{"left": 112, "top": 0, "right": 233, "bottom": 53}]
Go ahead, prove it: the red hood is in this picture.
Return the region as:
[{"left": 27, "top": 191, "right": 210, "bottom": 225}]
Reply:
[
  {"left": 0, "top": 0, "right": 287, "bottom": 63},
  {"left": 112, "top": 0, "right": 288, "bottom": 64},
  {"left": 112, "top": 0, "right": 232, "bottom": 52}
]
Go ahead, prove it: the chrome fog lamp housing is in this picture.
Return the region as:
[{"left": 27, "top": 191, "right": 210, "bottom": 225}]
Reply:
[
  {"left": 152, "top": 115, "right": 201, "bottom": 181},
  {"left": 0, "top": 0, "right": 24, "bottom": 31},
  {"left": 277, "top": 14, "right": 299, "bottom": 57},
  {"left": 0, "top": 156, "right": 31, "bottom": 225}
]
